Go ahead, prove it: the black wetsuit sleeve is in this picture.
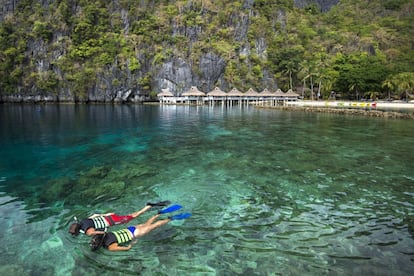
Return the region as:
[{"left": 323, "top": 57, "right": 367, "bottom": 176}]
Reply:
[
  {"left": 80, "top": 219, "right": 94, "bottom": 232},
  {"left": 103, "top": 233, "right": 117, "bottom": 248}
]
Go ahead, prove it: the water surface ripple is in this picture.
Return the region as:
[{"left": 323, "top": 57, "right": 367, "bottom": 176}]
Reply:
[{"left": 0, "top": 104, "right": 413, "bottom": 275}]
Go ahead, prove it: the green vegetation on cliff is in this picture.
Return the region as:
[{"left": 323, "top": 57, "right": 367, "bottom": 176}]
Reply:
[{"left": 0, "top": 0, "right": 413, "bottom": 101}]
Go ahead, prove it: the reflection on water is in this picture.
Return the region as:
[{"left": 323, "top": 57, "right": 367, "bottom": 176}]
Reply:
[{"left": 0, "top": 104, "right": 413, "bottom": 275}]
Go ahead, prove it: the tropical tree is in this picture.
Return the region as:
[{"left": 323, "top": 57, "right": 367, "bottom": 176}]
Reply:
[
  {"left": 283, "top": 61, "right": 295, "bottom": 91},
  {"left": 268, "top": 45, "right": 304, "bottom": 91},
  {"left": 365, "top": 91, "right": 380, "bottom": 101},
  {"left": 381, "top": 77, "right": 395, "bottom": 100},
  {"left": 333, "top": 53, "right": 388, "bottom": 100},
  {"left": 298, "top": 58, "right": 319, "bottom": 100},
  {"left": 298, "top": 60, "right": 311, "bottom": 99},
  {"left": 382, "top": 72, "right": 414, "bottom": 100},
  {"left": 391, "top": 72, "right": 414, "bottom": 100}
]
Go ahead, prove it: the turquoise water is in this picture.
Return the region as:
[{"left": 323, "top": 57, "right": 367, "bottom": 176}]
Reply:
[{"left": 0, "top": 104, "right": 413, "bottom": 275}]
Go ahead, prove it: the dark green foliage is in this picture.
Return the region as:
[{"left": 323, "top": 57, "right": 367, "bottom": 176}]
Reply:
[
  {"left": 333, "top": 54, "right": 389, "bottom": 99},
  {"left": 268, "top": 45, "right": 304, "bottom": 90},
  {"left": 384, "top": 0, "right": 406, "bottom": 10},
  {"left": 0, "top": 21, "right": 26, "bottom": 94},
  {"left": 138, "top": 73, "right": 153, "bottom": 94},
  {"left": 57, "top": 0, "right": 74, "bottom": 25},
  {"left": 32, "top": 21, "right": 53, "bottom": 41},
  {"left": 304, "top": 3, "right": 321, "bottom": 15},
  {"left": 33, "top": 70, "right": 60, "bottom": 93},
  {"left": 131, "top": 14, "right": 159, "bottom": 35}
]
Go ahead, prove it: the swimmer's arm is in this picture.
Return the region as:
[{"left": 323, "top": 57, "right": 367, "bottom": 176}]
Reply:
[
  {"left": 89, "top": 212, "right": 114, "bottom": 218},
  {"left": 85, "top": 228, "right": 107, "bottom": 236},
  {"left": 108, "top": 243, "right": 132, "bottom": 251}
]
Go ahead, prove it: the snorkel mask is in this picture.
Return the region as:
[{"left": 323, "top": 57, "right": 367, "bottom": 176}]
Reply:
[
  {"left": 90, "top": 233, "right": 106, "bottom": 251},
  {"left": 68, "top": 216, "right": 81, "bottom": 236}
]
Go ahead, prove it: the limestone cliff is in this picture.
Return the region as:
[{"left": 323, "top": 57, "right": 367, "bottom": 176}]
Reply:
[{"left": 0, "top": 0, "right": 412, "bottom": 103}]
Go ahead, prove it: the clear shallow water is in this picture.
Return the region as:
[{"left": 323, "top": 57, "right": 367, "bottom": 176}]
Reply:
[{"left": 0, "top": 104, "right": 413, "bottom": 275}]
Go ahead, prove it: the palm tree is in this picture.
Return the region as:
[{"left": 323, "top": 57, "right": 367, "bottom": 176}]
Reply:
[
  {"left": 322, "top": 73, "right": 337, "bottom": 99},
  {"left": 299, "top": 60, "right": 314, "bottom": 99},
  {"left": 381, "top": 77, "right": 394, "bottom": 100},
  {"left": 298, "top": 61, "right": 310, "bottom": 99},
  {"left": 349, "top": 83, "right": 359, "bottom": 100},
  {"left": 391, "top": 72, "right": 414, "bottom": 101},
  {"left": 283, "top": 61, "right": 296, "bottom": 91},
  {"left": 365, "top": 91, "right": 380, "bottom": 100},
  {"left": 313, "top": 56, "right": 332, "bottom": 100}
]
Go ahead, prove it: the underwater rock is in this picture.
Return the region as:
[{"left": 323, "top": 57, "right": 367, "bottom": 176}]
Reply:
[
  {"left": 79, "top": 166, "right": 110, "bottom": 179},
  {"left": 104, "top": 164, "right": 154, "bottom": 182},
  {"left": 41, "top": 236, "right": 63, "bottom": 250},
  {"left": 0, "top": 265, "right": 28, "bottom": 275},
  {"left": 40, "top": 177, "right": 73, "bottom": 202},
  {"left": 68, "top": 180, "right": 126, "bottom": 203}
]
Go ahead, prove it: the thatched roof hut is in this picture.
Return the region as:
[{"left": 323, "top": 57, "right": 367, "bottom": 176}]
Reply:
[
  {"left": 285, "top": 89, "right": 300, "bottom": 98},
  {"left": 227, "top": 88, "right": 243, "bottom": 96},
  {"left": 274, "top": 89, "right": 285, "bottom": 97},
  {"left": 244, "top": 88, "right": 259, "bottom": 96},
  {"left": 182, "top": 86, "right": 206, "bottom": 96},
  {"left": 207, "top": 87, "right": 227, "bottom": 97},
  {"left": 157, "top": 88, "right": 174, "bottom": 97},
  {"left": 259, "top": 88, "right": 274, "bottom": 97}
]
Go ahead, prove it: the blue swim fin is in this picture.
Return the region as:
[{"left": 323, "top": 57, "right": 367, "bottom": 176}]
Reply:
[
  {"left": 158, "top": 204, "right": 182, "bottom": 214},
  {"left": 169, "top": 213, "right": 192, "bottom": 220}
]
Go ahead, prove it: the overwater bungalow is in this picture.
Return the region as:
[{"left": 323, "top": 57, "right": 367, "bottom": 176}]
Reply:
[
  {"left": 244, "top": 88, "right": 260, "bottom": 104},
  {"left": 285, "top": 89, "right": 301, "bottom": 100},
  {"left": 258, "top": 88, "right": 279, "bottom": 106},
  {"left": 181, "top": 86, "right": 206, "bottom": 105},
  {"left": 207, "top": 87, "right": 227, "bottom": 106},
  {"left": 227, "top": 88, "right": 244, "bottom": 106},
  {"left": 157, "top": 86, "right": 299, "bottom": 106},
  {"left": 157, "top": 88, "right": 175, "bottom": 104}
]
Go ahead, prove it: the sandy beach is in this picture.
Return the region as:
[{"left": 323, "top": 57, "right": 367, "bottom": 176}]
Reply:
[
  {"left": 255, "top": 100, "right": 414, "bottom": 119},
  {"left": 287, "top": 100, "right": 414, "bottom": 110}
]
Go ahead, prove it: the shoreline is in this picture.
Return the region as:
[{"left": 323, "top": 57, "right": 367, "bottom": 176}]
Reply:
[
  {"left": 2, "top": 100, "right": 414, "bottom": 120},
  {"left": 255, "top": 105, "right": 414, "bottom": 120},
  {"left": 287, "top": 100, "right": 414, "bottom": 109}
]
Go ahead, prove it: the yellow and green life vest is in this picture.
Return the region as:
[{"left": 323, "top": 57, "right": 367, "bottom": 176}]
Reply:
[{"left": 113, "top": 229, "right": 133, "bottom": 244}]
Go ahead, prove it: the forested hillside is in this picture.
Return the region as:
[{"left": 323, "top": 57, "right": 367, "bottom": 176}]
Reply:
[{"left": 0, "top": 0, "right": 413, "bottom": 102}]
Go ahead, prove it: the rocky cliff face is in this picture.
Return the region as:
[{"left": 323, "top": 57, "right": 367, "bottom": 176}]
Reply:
[
  {"left": 0, "top": 0, "right": 340, "bottom": 103},
  {"left": 0, "top": 0, "right": 17, "bottom": 21}
]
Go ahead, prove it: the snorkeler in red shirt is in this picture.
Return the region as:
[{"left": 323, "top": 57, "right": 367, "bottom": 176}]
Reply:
[{"left": 68, "top": 201, "right": 171, "bottom": 236}]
